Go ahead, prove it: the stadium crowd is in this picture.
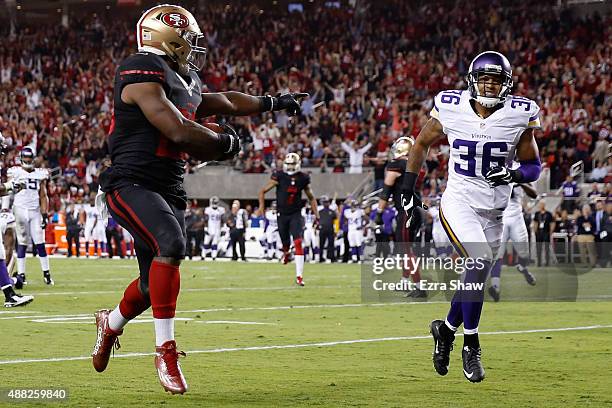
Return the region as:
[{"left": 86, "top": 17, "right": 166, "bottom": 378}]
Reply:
[{"left": 0, "top": 0, "right": 609, "bottom": 255}]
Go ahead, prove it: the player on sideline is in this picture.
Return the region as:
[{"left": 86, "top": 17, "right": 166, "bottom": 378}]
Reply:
[
  {"left": 374, "top": 136, "right": 427, "bottom": 298},
  {"left": 343, "top": 199, "right": 365, "bottom": 263},
  {"left": 264, "top": 201, "right": 281, "bottom": 260},
  {"left": 203, "top": 196, "right": 225, "bottom": 260},
  {"left": 5, "top": 148, "right": 54, "bottom": 285},
  {"left": 258, "top": 153, "right": 318, "bottom": 286},
  {"left": 302, "top": 203, "right": 319, "bottom": 263},
  {"left": 488, "top": 181, "right": 538, "bottom": 301},
  {"left": 82, "top": 192, "right": 100, "bottom": 257},
  {"left": 91, "top": 4, "right": 306, "bottom": 395},
  {"left": 399, "top": 51, "right": 542, "bottom": 382}
]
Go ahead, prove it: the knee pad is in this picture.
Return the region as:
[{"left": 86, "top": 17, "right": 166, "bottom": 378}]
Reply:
[{"left": 161, "top": 237, "right": 186, "bottom": 259}]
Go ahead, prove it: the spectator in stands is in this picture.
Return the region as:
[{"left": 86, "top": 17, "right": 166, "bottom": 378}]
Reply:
[
  {"left": 590, "top": 161, "right": 608, "bottom": 182},
  {"left": 559, "top": 176, "right": 580, "bottom": 212},
  {"left": 575, "top": 204, "right": 597, "bottom": 266},
  {"left": 341, "top": 139, "right": 372, "bottom": 174}
]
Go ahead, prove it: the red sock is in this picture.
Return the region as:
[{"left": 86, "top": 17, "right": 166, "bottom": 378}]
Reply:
[
  {"left": 294, "top": 239, "right": 303, "bottom": 255},
  {"left": 149, "top": 261, "right": 180, "bottom": 319},
  {"left": 411, "top": 268, "right": 421, "bottom": 283},
  {"left": 119, "top": 278, "right": 151, "bottom": 320}
]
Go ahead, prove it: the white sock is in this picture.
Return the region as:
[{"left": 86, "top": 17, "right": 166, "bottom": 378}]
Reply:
[
  {"left": 17, "top": 257, "right": 26, "bottom": 275},
  {"left": 154, "top": 318, "right": 175, "bottom": 347},
  {"left": 491, "top": 277, "right": 500, "bottom": 289},
  {"left": 108, "top": 306, "right": 128, "bottom": 332},
  {"left": 39, "top": 255, "right": 50, "bottom": 272},
  {"left": 295, "top": 255, "right": 304, "bottom": 277},
  {"left": 444, "top": 319, "right": 458, "bottom": 332}
]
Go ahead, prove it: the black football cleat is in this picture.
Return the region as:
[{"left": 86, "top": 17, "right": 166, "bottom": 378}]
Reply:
[
  {"left": 12, "top": 273, "right": 26, "bottom": 289},
  {"left": 430, "top": 320, "right": 454, "bottom": 376},
  {"left": 462, "top": 345, "right": 485, "bottom": 383},
  {"left": 43, "top": 271, "right": 54, "bottom": 286},
  {"left": 4, "top": 294, "right": 34, "bottom": 308},
  {"left": 517, "top": 265, "right": 536, "bottom": 286},
  {"left": 488, "top": 286, "right": 500, "bottom": 302},
  {"left": 406, "top": 288, "right": 428, "bottom": 299}
]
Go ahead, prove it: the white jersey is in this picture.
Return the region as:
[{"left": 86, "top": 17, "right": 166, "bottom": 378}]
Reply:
[
  {"left": 343, "top": 208, "right": 364, "bottom": 233},
  {"left": 0, "top": 211, "right": 15, "bottom": 235},
  {"left": 504, "top": 184, "right": 525, "bottom": 218},
  {"left": 205, "top": 206, "right": 225, "bottom": 233},
  {"left": 302, "top": 208, "right": 316, "bottom": 229},
  {"left": 84, "top": 204, "right": 99, "bottom": 228},
  {"left": 8, "top": 167, "right": 49, "bottom": 210},
  {"left": 431, "top": 90, "right": 540, "bottom": 210},
  {"left": 265, "top": 210, "right": 278, "bottom": 232}
]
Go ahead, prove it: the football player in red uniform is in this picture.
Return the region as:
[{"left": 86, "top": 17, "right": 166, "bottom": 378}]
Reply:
[
  {"left": 258, "top": 153, "right": 318, "bottom": 286},
  {"left": 91, "top": 4, "right": 307, "bottom": 394}
]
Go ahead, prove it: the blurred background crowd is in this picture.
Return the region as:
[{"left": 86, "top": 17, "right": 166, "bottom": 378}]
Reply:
[{"left": 0, "top": 0, "right": 609, "bottom": 258}]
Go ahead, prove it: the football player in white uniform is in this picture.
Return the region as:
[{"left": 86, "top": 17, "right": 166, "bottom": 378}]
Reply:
[
  {"left": 488, "top": 181, "right": 538, "bottom": 301},
  {"left": 400, "top": 51, "right": 542, "bottom": 382},
  {"left": 426, "top": 196, "right": 453, "bottom": 257},
  {"left": 82, "top": 193, "right": 100, "bottom": 257},
  {"left": 0, "top": 134, "right": 32, "bottom": 306},
  {"left": 302, "top": 204, "right": 319, "bottom": 263},
  {"left": 203, "top": 196, "right": 225, "bottom": 260},
  {"left": 343, "top": 199, "right": 366, "bottom": 263},
  {"left": 6, "top": 148, "right": 54, "bottom": 285},
  {"left": 263, "top": 201, "right": 281, "bottom": 260}
]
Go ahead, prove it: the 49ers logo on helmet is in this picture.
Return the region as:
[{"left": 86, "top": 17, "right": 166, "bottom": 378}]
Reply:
[{"left": 161, "top": 12, "right": 189, "bottom": 28}]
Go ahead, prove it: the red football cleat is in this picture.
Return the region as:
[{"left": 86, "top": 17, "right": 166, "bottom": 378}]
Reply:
[
  {"left": 155, "top": 340, "right": 188, "bottom": 394},
  {"left": 92, "top": 309, "right": 122, "bottom": 373},
  {"left": 296, "top": 276, "right": 305, "bottom": 286}
]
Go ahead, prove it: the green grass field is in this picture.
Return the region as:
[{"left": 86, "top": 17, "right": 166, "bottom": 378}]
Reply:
[{"left": 0, "top": 258, "right": 611, "bottom": 407}]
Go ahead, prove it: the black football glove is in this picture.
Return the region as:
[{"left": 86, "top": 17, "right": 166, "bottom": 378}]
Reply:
[
  {"left": 374, "top": 211, "right": 383, "bottom": 226},
  {"left": 217, "top": 124, "right": 242, "bottom": 161},
  {"left": 397, "top": 191, "right": 427, "bottom": 229},
  {"left": 272, "top": 93, "right": 309, "bottom": 116},
  {"left": 484, "top": 166, "right": 519, "bottom": 187},
  {"left": 41, "top": 213, "right": 48, "bottom": 230}
]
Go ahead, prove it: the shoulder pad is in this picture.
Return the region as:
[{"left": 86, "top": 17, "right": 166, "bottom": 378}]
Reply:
[
  {"left": 117, "top": 53, "right": 167, "bottom": 85},
  {"left": 505, "top": 95, "right": 541, "bottom": 129},
  {"left": 430, "top": 90, "right": 465, "bottom": 120}
]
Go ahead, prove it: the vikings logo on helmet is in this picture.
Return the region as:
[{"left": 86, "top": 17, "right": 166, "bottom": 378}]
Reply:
[
  {"left": 466, "top": 51, "right": 513, "bottom": 108},
  {"left": 162, "top": 13, "right": 190, "bottom": 28}
]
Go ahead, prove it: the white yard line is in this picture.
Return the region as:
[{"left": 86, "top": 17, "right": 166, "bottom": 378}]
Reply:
[
  {"left": 0, "top": 324, "right": 610, "bottom": 365},
  {"left": 0, "top": 302, "right": 441, "bottom": 321},
  {"left": 27, "top": 285, "right": 359, "bottom": 296},
  {"left": 196, "top": 321, "right": 278, "bottom": 325}
]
